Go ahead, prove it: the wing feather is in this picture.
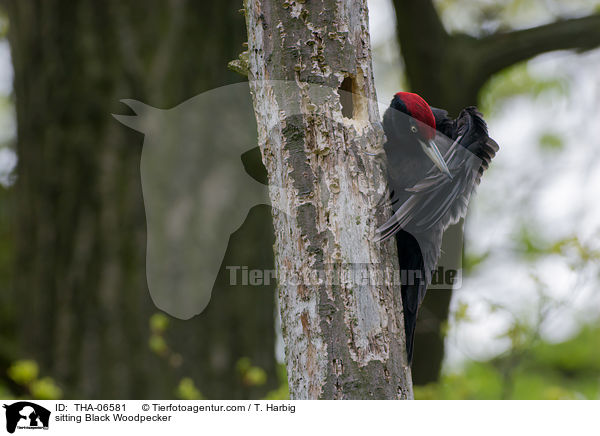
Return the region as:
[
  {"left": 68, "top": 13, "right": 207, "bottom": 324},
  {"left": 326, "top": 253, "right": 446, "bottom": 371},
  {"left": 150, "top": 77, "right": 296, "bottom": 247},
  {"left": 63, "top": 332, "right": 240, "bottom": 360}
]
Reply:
[{"left": 377, "top": 107, "right": 498, "bottom": 241}]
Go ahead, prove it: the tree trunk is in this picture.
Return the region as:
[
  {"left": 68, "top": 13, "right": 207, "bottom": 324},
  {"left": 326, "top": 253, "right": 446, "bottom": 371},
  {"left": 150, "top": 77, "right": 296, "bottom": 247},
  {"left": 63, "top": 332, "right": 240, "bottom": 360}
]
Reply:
[
  {"left": 244, "top": 0, "right": 413, "bottom": 399},
  {"left": 4, "top": 0, "right": 277, "bottom": 399}
]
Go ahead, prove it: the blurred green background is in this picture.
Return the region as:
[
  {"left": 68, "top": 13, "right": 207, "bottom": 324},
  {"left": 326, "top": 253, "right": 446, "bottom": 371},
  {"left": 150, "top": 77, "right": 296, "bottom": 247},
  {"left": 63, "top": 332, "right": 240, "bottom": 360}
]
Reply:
[{"left": 0, "top": 0, "right": 599, "bottom": 400}]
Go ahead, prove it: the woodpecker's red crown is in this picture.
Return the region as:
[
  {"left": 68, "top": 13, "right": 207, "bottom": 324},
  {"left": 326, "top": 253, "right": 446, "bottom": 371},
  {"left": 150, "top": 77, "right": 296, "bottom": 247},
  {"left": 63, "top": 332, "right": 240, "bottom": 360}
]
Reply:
[{"left": 394, "top": 92, "right": 436, "bottom": 138}]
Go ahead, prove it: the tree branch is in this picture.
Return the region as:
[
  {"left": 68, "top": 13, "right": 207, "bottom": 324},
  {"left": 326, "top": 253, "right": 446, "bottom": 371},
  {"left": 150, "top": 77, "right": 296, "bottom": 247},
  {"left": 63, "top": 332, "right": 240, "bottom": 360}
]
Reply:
[
  {"left": 392, "top": 2, "right": 600, "bottom": 111},
  {"left": 477, "top": 14, "right": 600, "bottom": 78},
  {"left": 393, "top": 0, "right": 447, "bottom": 41},
  {"left": 392, "top": 0, "right": 448, "bottom": 72}
]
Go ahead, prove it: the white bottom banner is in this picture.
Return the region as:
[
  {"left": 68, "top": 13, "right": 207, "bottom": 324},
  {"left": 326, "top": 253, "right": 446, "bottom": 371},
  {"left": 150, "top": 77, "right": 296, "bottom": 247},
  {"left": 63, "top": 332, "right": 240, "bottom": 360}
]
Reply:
[{"left": 0, "top": 399, "right": 595, "bottom": 435}]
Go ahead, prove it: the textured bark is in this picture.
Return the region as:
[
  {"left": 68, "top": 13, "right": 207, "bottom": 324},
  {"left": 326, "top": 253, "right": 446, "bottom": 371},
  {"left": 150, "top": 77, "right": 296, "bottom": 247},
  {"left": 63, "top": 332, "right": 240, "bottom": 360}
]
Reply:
[
  {"left": 4, "top": 0, "right": 277, "bottom": 399},
  {"left": 392, "top": 0, "right": 600, "bottom": 386},
  {"left": 245, "top": 0, "right": 413, "bottom": 399}
]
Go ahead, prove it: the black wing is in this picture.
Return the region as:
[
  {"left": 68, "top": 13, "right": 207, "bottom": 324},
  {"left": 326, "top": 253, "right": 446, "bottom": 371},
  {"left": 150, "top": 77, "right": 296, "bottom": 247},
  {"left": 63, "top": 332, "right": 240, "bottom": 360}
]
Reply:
[
  {"left": 377, "top": 107, "right": 498, "bottom": 240},
  {"left": 455, "top": 107, "right": 499, "bottom": 184}
]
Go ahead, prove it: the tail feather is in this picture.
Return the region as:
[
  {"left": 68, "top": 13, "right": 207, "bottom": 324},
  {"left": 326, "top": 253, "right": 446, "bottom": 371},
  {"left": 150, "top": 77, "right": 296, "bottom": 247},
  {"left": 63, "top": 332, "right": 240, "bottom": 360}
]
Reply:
[
  {"left": 395, "top": 229, "right": 426, "bottom": 365},
  {"left": 402, "top": 286, "right": 419, "bottom": 365}
]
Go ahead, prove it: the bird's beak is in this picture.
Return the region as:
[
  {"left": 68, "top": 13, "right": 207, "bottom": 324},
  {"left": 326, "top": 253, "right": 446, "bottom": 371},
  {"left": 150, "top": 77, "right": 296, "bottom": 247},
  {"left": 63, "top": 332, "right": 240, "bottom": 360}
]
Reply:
[{"left": 419, "top": 139, "right": 453, "bottom": 180}]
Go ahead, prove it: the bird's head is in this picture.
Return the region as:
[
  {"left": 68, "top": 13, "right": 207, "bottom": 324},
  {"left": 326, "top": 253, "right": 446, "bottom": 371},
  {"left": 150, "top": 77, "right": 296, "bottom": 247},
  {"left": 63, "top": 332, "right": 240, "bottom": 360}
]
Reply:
[{"left": 386, "top": 92, "right": 452, "bottom": 179}]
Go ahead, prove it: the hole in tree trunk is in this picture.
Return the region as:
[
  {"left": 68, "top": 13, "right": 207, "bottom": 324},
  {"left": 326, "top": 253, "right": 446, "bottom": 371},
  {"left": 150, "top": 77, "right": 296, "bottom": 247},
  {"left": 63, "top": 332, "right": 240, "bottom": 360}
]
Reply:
[{"left": 339, "top": 76, "right": 355, "bottom": 119}]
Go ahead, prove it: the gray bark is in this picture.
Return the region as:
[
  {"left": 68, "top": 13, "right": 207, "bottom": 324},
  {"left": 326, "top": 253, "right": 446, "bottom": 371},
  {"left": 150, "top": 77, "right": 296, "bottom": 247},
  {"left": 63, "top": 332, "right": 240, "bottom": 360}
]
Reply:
[{"left": 244, "top": 0, "right": 413, "bottom": 399}]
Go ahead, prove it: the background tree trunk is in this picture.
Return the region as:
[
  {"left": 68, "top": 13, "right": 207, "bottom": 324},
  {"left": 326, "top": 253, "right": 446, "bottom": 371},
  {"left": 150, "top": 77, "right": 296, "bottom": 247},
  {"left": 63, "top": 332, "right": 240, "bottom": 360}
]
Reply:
[
  {"left": 245, "top": 0, "right": 413, "bottom": 399},
  {"left": 3, "top": 0, "right": 277, "bottom": 399}
]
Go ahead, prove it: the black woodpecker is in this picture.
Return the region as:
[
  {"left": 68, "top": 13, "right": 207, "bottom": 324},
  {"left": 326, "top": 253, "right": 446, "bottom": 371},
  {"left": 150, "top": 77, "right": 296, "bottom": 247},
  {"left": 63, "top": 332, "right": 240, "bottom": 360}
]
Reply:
[{"left": 377, "top": 92, "right": 499, "bottom": 364}]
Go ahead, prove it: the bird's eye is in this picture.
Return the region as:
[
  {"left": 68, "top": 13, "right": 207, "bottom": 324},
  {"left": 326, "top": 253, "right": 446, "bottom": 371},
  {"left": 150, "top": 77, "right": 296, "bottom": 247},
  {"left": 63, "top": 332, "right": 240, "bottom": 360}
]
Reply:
[{"left": 410, "top": 125, "right": 418, "bottom": 133}]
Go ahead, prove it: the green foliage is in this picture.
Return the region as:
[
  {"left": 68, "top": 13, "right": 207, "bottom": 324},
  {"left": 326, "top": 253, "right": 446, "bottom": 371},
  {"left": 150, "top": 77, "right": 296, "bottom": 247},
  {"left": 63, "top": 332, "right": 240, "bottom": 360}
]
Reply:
[
  {"left": 442, "top": 226, "right": 600, "bottom": 400},
  {"left": 479, "top": 62, "right": 568, "bottom": 116},
  {"left": 148, "top": 312, "right": 180, "bottom": 362},
  {"left": 513, "top": 229, "right": 600, "bottom": 266},
  {"left": 263, "top": 364, "right": 290, "bottom": 400},
  {"left": 538, "top": 132, "right": 564, "bottom": 152},
  {"left": 534, "top": 326, "right": 600, "bottom": 374},
  {"left": 30, "top": 377, "right": 63, "bottom": 400},
  {"left": 415, "top": 324, "right": 600, "bottom": 399},
  {"left": 0, "top": 10, "right": 7, "bottom": 39},
  {"left": 453, "top": 301, "right": 471, "bottom": 323},
  {"left": 148, "top": 312, "right": 171, "bottom": 356},
  {"left": 175, "top": 377, "right": 204, "bottom": 400},
  {"left": 149, "top": 312, "right": 169, "bottom": 333},
  {"left": 502, "top": 319, "right": 531, "bottom": 351},
  {"left": 514, "top": 225, "right": 548, "bottom": 260},
  {"left": 148, "top": 334, "right": 168, "bottom": 355},
  {"left": 7, "top": 359, "right": 62, "bottom": 400},
  {"left": 462, "top": 250, "right": 490, "bottom": 275},
  {"left": 245, "top": 367, "right": 267, "bottom": 386},
  {"left": 236, "top": 357, "right": 268, "bottom": 387},
  {"left": 415, "top": 362, "right": 503, "bottom": 400},
  {"left": 147, "top": 314, "right": 207, "bottom": 399},
  {"left": 7, "top": 360, "right": 38, "bottom": 385}
]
